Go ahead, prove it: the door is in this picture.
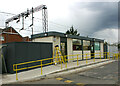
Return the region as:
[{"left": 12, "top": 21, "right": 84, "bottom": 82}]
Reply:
[
  {"left": 60, "top": 42, "right": 67, "bottom": 62},
  {"left": 91, "top": 41, "right": 95, "bottom": 59},
  {"left": 104, "top": 43, "right": 108, "bottom": 58},
  {"left": 60, "top": 37, "right": 67, "bottom": 62},
  {"left": 61, "top": 43, "right": 66, "bottom": 56}
]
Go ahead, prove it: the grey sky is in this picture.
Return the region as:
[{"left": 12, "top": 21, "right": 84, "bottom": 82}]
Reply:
[{"left": 0, "top": 0, "right": 119, "bottom": 44}]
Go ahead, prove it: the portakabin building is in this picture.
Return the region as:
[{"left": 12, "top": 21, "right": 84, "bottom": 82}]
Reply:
[{"left": 31, "top": 31, "right": 105, "bottom": 61}]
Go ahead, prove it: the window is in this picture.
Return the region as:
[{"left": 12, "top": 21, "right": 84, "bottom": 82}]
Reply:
[
  {"left": 83, "top": 40, "right": 90, "bottom": 50},
  {"left": 73, "top": 39, "right": 82, "bottom": 50},
  {"left": 0, "top": 36, "right": 4, "bottom": 41},
  {"left": 95, "top": 42, "right": 100, "bottom": 50}
]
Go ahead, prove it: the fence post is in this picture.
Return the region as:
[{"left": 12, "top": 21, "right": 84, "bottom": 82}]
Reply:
[
  {"left": 65, "top": 56, "right": 67, "bottom": 68},
  {"left": 94, "top": 53, "right": 95, "bottom": 62},
  {"left": 112, "top": 54, "right": 114, "bottom": 60},
  {"left": 77, "top": 54, "right": 79, "bottom": 66},
  {"left": 115, "top": 54, "right": 117, "bottom": 60},
  {"left": 61, "top": 56, "right": 62, "bottom": 69},
  {"left": 107, "top": 52, "right": 109, "bottom": 59},
  {"left": 86, "top": 54, "right": 88, "bottom": 64},
  {"left": 41, "top": 61, "right": 42, "bottom": 75},
  {"left": 109, "top": 52, "right": 110, "bottom": 60},
  {"left": 117, "top": 54, "right": 118, "bottom": 60},
  {"left": 113, "top": 53, "right": 115, "bottom": 60},
  {"left": 100, "top": 52, "right": 101, "bottom": 61},
  {"left": 16, "top": 64, "right": 18, "bottom": 81},
  {"left": 105, "top": 52, "right": 106, "bottom": 59},
  {"left": 113, "top": 54, "right": 115, "bottom": 60}
]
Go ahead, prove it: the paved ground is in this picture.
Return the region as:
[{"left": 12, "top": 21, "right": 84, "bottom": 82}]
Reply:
[
  {"left": 5, "top": 61, "right": 119, "bottom": 86},
  {"left": 2, "top": 59, "right": 111, "bottom": 84}
]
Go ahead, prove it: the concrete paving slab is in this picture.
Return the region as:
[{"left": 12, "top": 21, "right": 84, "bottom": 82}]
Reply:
[{"left": 1, "top": 59, "right": 115, "bottom": 84}]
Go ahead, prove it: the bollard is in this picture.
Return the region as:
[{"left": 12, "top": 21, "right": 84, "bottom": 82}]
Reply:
[
  {"left": 16, "top": 64, "right": 18, "bottom": 81},
  {"left": 77, "top": 54, "right": 79, "bottom": 66},
  {"left": 41, "top": 61, "right": 43, "bottom": 75}
]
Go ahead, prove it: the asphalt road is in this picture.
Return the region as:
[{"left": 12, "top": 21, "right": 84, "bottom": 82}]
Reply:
[{"left": 3, "top": 61, "right": 119, "bottom": 86}]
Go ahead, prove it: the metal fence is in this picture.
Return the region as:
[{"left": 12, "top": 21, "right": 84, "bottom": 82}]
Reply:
[{"left": 13, "top": 52, "right": 119, "bottom": 81}]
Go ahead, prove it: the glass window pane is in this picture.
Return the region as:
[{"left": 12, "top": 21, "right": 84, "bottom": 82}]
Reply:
[
  {"left": 95, "top": 42, "right": 100, "bottom": 50},
  {"left": 83, "top": 40, "right": 90, "bottom": 50},
  {"left": 73, "top": 39, "right": 81, "bottom": 45},
  {"left": 73, "top": 39, "right": 82, "bottom": 50}
]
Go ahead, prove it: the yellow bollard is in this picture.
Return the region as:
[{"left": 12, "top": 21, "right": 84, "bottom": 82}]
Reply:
[
  {"left": 41, "top": 61, "right": 42, "bottom": 75},
  {"left": 77, "top": 54, "right": 79, "bottom": 66},
  {"left": 16, "top": 64, "right": 18, "bottom": 81},
  {"left": 86, "top": 54, "right": 88, "bottom": 64}
]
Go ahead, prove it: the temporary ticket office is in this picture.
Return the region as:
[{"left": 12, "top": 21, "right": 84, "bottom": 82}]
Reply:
[{"left": 31, "top": 31, "right": 104, "bottom": 61}]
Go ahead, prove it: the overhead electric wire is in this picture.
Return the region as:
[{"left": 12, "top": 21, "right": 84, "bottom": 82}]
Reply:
[
  {"left": 33, "top": 17, "right": 91, "bottom": 35},
  {"left": 0, "top": 11, "right": 16, "bottom": 15},
  {"left": 0, "top": 11, "right": 70, "bottom": 30},
  {"left": 0, "top": 11, "right": 91, "bottom": 35},
  {"left": 34, "top": 17, "right": 71, "bottom": 28}
]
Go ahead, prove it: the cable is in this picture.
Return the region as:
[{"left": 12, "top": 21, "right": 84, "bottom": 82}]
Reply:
[
  {"left": 0, "top": 11, "right": 91, "bottom": 35},
  {"left": 33, "top": 17, "right": 91, "bottom": 35},
  {"left": 0, "top": 11, "right": 16, "bottom": 15},
  {"left": 34, "top": 17, "right": 70, "bottom": 28},
  {"left": 0, "top": 11, "right": 70, "bottom": 30}
]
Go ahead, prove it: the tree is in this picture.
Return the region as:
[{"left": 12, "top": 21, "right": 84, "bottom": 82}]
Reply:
[{"left": 66, "top": 26, "right": 80, "bottom": 36}]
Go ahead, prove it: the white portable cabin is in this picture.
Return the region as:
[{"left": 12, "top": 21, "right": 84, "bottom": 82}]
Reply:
[{"left": 31, "top": 31, "right": 104, "bottom": 61}]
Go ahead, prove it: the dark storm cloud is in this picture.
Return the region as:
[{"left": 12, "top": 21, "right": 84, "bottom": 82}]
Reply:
[
  {"left": 87, "top": 2, "right": 118, "bottom": 27},
  {"left": 69, "top": 2, "right": 118, "bottom": 34}
]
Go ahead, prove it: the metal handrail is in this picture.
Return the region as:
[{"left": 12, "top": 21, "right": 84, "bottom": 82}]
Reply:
[{"left": 13, "top": 52, "right": 119, "bottom": 81}]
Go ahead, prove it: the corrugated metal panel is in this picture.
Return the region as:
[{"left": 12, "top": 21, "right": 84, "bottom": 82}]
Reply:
[{"left": 3, "top": 42, "right": 52, "bottom": 74}]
